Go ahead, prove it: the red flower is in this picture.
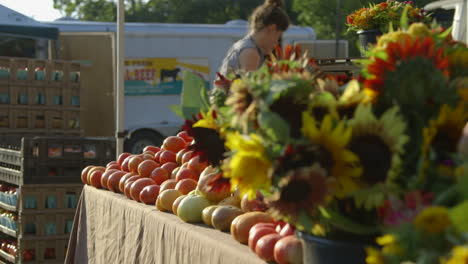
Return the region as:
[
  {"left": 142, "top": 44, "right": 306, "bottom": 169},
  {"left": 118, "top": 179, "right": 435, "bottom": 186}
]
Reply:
[{"left": 365, "top": 36, "right": 450, "bottom": 97}]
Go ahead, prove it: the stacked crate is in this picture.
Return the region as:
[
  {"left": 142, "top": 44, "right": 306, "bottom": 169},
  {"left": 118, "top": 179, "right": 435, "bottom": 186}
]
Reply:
[
  {"left": 0, "top": 56, "right": 107, "bottom": 262},
  {"left": 0, "top": 135, "right": 115, "bottom": 263},
  {"left": 0, "top": 57, "right": 81, "bottom": 135}
]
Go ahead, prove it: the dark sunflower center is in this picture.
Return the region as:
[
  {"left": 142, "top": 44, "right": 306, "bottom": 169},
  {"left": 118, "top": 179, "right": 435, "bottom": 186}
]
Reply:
[
  {"left": 311, "top": 106, "right": 329, "bottom": 122},
  {"left": 337, "top": 104, "right": 357, "bottom": 119},
  {"left": 432, "top": 130, "right": 457, "bottom": 154},
  {"left": 318, "top": 146, "right": 334, "bottom": 172},
  {"left": 280, "top": 179, "right": 311, "bottom": 202},
  {"left": 270, "top": 96, "right": 307, "bottom": 138},
  {"left": 349, "top": 134, "right": 391, "bottom": 184},
  {"left": 245, "top": 92, "right": 253, "bottom": 107}
]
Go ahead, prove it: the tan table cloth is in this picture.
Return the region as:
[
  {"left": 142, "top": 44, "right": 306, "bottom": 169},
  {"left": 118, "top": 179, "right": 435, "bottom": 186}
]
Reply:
[{"left": 65, "top": 185, "right": 266, "bottom": 264}]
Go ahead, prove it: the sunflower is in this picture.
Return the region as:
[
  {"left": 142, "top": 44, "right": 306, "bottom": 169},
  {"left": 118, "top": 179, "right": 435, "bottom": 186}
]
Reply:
[
  {"left": 193, "top": 108, "right": 220, "bottom": 131},
  {"left": 225, "top": 79, "right": 257, "bottom": 133},
  {"left": 376, "top": 234, "right": 403, "bottom": 256},
  {"left": 267, "top": 164, "right": 333, "bottom": 221},
  {"left": 365, "top": 247, "right": 385, "bottom": 264},
  {"left": 420, "top": 103, "right": 468, "bottom": 180},
  {"left": 186, "top": 109, "right": 227, "bottom": 166},
  {"left": 337, "top": 80, "right": 369, "bottom": 119},
  {"left": 307, "top": 91, "right": 338, "bottom": 123},
  {"left": 413, "top": 206, "right": 451, "bottom": 234},
  {"left": 444, "top": 245, "right": 468, "bottom": 264},
  {"left": 348, "top": 104, "right": 408, "bottom": 209},
  {"left": 302, "top": 113, "right": 361, "bottom": 197},
  {"left": 223, "top": 132, "right": 272, "bottom": 199},
  {"left": 364, "top": 36, "right": 450, "bottom": 108}
]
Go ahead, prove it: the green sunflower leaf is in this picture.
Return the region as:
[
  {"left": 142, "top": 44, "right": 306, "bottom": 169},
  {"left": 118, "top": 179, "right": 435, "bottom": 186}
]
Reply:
[
  {"left": 449, "top": 200, "right": 468, "bottom": 233},
  {"left": 258, "top": 111, "right": 290, "bottom": 143},
  {"left": 400, "top": 5, "right": 410, "bottom": 30}
]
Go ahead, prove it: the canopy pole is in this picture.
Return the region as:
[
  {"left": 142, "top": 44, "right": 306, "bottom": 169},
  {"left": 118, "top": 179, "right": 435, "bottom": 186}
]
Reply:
[{"left": 116, "top": 0, "right": 125, "bottom": 157}]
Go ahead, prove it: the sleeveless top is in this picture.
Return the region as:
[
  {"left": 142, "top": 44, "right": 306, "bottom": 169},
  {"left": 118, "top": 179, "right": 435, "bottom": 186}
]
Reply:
[{"left": 218, "top": 35, "right": 266, "bottom": 76}]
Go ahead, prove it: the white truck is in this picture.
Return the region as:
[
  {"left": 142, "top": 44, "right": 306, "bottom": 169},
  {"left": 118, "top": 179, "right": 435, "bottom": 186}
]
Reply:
[
  {"left": 425, "top": 0, "right": 467, "bottom": 43},
  {"left": 46, "top": 20, "right": 324, "bottom": 153}
]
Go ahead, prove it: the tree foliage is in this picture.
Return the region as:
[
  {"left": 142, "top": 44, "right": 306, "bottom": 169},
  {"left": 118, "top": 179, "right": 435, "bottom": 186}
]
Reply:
[
  {"left": 53, "top": 0, "right": 437, "bottom": 56},
  {"left": 52, "top": 0, "right": 299, "bottom": 23}
]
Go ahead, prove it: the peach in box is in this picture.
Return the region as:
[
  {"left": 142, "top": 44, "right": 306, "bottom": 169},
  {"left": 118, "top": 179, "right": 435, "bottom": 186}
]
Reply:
[{"left": 130, "top": 178, "right": 156, "bottom": 202}]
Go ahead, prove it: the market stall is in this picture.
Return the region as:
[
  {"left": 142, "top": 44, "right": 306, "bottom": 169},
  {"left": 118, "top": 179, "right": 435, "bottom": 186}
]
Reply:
[{"left": 65, "top": 185, "right": 266, "bottom": 264}]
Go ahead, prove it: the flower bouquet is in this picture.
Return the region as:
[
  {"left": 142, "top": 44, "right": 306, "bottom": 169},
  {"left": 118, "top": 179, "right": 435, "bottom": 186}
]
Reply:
[
  {"left": 346, "top": 0, "right": 431, "bottom": 33},
  {"left": 347, "top": 0, "right": 432, "bottom": 55},
  {"left": 174, "top": 20, "right": 467, "bottom": 263}
]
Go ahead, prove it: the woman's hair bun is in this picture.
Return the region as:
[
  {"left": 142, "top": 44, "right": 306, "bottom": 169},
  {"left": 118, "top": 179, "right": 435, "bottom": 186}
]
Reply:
[{"left": 265, "top": 0, "right": 283, "bottom": 8}]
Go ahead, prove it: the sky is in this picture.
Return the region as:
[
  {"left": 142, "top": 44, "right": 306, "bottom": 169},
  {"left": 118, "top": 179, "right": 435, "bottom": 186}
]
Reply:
[{"left": 0, "top": 0, "right": 63, "bottom": 22}]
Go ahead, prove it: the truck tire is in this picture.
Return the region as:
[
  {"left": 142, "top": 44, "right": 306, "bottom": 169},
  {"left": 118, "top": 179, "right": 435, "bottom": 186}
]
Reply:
[{"left": 124, "top": 130, "right": 164, "bottom": 154}]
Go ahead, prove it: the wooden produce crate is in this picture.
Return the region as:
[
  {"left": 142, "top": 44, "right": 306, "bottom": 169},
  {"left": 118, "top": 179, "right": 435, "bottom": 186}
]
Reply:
[
  {"left": 0, "top": 237, "right": 69, "bottom": 264},
  {"left": 0, "top": 184, "right": 81, "bottom": 263},
  {"left": 0, "top": 136, "right": 115, "bottom": 185},
  {"left": 0, "top": 57, "right": 80, "bottom": 88},
  {"left": 0, "top": 57, "right": 81, "bottom": 136}
]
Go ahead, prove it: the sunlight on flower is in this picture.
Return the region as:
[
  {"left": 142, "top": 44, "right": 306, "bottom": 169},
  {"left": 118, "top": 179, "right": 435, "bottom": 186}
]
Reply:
[
  {"left": 444, "top": 245, "right": 468, "bottom": 264},
  {"left": 302, "top": 113, "right": 362, "bottom": 197},
  {"left": 224, "top": 132, "right": 272, "bottom": 199}
]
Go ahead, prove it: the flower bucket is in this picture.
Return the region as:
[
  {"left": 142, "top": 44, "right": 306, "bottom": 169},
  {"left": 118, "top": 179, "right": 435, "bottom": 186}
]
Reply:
[
  {"left": 296, "top": 231, "right": 368, "bottom": 264},
  {"left": 357, "top": 29, "right": 382, "bottom": 56}
]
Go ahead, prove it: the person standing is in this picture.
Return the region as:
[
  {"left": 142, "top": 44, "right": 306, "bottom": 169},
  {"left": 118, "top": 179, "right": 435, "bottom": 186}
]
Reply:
[{"left": 218, "top": 0, "right": 290, "bottom": 79}]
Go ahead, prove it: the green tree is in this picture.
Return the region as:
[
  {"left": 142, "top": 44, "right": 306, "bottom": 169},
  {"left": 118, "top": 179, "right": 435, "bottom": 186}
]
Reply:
[{"left": 52, "top": 0, "right": 300, "bottom": 24}]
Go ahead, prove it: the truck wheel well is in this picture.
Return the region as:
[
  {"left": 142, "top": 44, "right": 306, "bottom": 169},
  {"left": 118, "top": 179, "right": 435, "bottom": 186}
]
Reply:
[{"left": 124, "top": 129, "right": 165, "bottom": 154}]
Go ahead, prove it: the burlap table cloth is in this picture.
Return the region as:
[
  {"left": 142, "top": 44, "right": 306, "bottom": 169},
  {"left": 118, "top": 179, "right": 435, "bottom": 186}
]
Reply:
[{"left": 65, "top": 185, "right": 266, "bottom": 264}]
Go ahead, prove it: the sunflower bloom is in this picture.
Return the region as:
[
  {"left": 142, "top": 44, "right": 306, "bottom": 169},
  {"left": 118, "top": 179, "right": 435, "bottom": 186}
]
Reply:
[
  {"left": 268, "top": 164, "right": 332, "bottom": 220},
  {"left": 364, "top": 36, "right": 450, "bottom": 103},
  {"left": 377, "top": 234, "right": 403, "bottom": 256},
  {"left": 224, "top": 132, "right": 272, "bottom": 199},
  {"left": 348, "top": 104, "right": 408, "bottom": 209},
  {"left": 414, "top": 206, "right": 451, "bottom": 234},
  {"left": 421, "top": 103, "right": 468, "bottom": 180},
  {"left": 302, "top": 113, "right": 361, "bottom": 197},
  {"left": 193, "top": 108, "right": 219, "bottom": 130},
  {"left": 225, "top": 79, "right": 257, "bottom": 133},
  {"left": 365, "top": 247, "right": 385, "bottom": 264},
  {"left": 444, "top": 245, "right": 468, "bottom": 264}
]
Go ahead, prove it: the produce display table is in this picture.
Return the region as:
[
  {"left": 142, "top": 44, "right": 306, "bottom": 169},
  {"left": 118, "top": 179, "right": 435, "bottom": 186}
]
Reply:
[{"left": 65, "top": 185, "right": 266, "bottom": 264}]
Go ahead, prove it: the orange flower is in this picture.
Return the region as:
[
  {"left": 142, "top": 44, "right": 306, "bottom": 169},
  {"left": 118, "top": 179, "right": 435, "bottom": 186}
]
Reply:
[{"left": 365, "top": 36, "right": 449, "bottom": 97}]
